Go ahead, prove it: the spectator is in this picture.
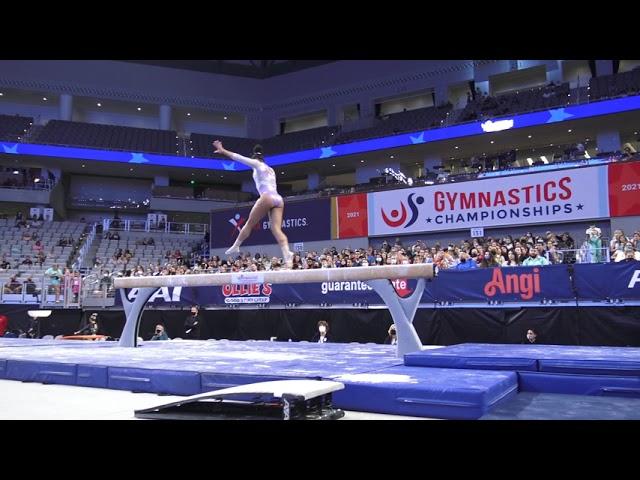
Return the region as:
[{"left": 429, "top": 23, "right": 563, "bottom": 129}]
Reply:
[
  {"left": 522, "top": 328, "right": 538, "bottom": 344},
  {"left": 455, "top": 252, "right": 478, "bottom": 270},
  {"left": 311, "top": 320, "right": 330, "bottom": 343},
  {"left": 150, "top": 324, "right": 170, "bottom": 341},
  {"left": 3, "top": 276, "right": 22, "bottom": 294},
  {"left": 33, "top": 240, "right": 44, "bottom": 253},
  {"left": 585, "top": 226, "right": 603, "bottom": 263},
  {"left": 45, "top": 263, "right": 63, "bottom": 302},
  {"left": 184, "top": 305, "right": 201, "bottom": 339},
  {"left": 522, "top": 247, "right": 550, "bottom": 267},
  {"left": 384, "top": 324, "right": 397, "bottom": 345}
]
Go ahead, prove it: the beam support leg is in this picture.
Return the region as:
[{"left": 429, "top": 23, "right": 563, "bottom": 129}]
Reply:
[
  {"left": 118, "top": 287, "right": 156, "bottom": 347},
  {"left": 366, "top": 279, "right": 425, "bottom": 357}
]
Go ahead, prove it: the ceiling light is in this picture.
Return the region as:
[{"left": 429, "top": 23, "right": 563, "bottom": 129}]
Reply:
[
  {"left": 528, "top": 135, "right": 532, "bottom": 139},
  {"left": 42, "top": 97, "right": 48, "bottom": 101},
  {"left": 187, "top": 113, "right": 191, "bottom": 116},
  {"left": 137, "top": 107, "right": 142, "bottom": 111},
  {"left": 97, "top": 103, "right": 102, "bottom": 107}
]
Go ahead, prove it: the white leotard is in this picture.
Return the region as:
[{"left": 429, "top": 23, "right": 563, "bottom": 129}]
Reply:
[{"left": 230, "top": 153, "right": 279, "bottom": 196}]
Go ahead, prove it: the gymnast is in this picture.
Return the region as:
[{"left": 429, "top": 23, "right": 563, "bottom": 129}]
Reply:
[{"left": 213, "top": 140, "right": 294, "bottom": 268}]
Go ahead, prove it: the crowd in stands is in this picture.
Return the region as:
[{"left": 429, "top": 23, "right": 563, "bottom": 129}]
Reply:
[{"left": 105, "top": 226, "right": 640, "bottom": 280}]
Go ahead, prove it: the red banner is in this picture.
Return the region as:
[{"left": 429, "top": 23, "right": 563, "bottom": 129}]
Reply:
[
  {"left": 336, "top": 193, "right": 368, "bottom": 238},
  {"left": 608, "top": 162, "right": 640, "bottom": 217}
]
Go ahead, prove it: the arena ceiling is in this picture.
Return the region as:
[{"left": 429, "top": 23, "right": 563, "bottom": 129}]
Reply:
[{"left": 123, "top": 60, "right": 337, "bottom": 78}]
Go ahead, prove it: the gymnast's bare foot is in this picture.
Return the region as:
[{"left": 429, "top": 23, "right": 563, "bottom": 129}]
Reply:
[
  {"left": 225, "top": 245, "right": 240, "bottom": 255},
  {"left": 283, "top": 250, "right": 294, "bottom": 269}
]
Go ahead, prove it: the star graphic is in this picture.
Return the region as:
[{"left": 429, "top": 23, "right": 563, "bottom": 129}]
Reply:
[
  {"left": 320, "top": 147, "right": 337, "bottom": 158},
  {"left": 576, "top": 203, "right": 584, "bottom": 210},
  {"left": 410, "top": 132, "right": 425, "bottom": 144},
  {"left": 426, "top": 217, "right": 432, "bottom": 223},
  {"left": 2, "top": 144, "right": 19, "bottom": 154},
  {"left": 129, "top": 153, "right": 149, "bottom": 164},
  {"left": 222, "top": 162, "right": 236, "bottom": 171},
  {"left": 546, "top": 108, "right": 574, "bottom": 123}
]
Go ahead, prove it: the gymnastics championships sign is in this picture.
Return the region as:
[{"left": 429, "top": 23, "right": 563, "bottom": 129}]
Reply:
[{"left": 367, "top": 166, "right": 611, "bottom": 236}]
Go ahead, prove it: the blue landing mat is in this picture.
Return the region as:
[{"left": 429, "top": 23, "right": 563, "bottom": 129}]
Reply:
[
  {"left": 405, "top": 343, "right": 640, "bottom": 377},
  {"left": 0, "top": 339, "right": 518, "bottom": 418},
  {"left": 481, "top": 392, "right": 640, "bottom": 420},
  {"left": 329, "top": 365, "right": 518, "bottom": 420},
  {"left": 0, "top": 340, "right": 403, "bottom": 397},
  {"left": 518, "top": 372, "right": 640, "bottom": 398},
  {"left": 0, "top": 338, "right": 67, "bottom": 347}
]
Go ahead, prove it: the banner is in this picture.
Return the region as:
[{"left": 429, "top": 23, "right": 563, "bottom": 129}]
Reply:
[
  {"left": 608, "top": 162, "right": 640, "bottom": 217},
  {"left": 210, "top": 198, "right": 331, "bottom": 248},
  {"left": 334, "top": 193, "right": 368, "bottom": 239},
  {"left": 573, "top": 261, "right": 640, "bottom": 300},
  {"left": 367, "top": 165, "right": 610, "bottom": 236},
  {"left": 426, "top": 265, "right": 574, "bottom": 303},
  {"left": 114, "top": 262, "right": 640, "bottom": 308}
]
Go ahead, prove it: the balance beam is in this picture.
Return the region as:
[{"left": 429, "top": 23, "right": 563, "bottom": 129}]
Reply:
[{"left": 115, "top": 263, "right": 434, "bottom": 356}]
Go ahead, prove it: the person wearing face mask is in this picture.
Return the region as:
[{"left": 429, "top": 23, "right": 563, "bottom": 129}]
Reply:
[
  {"left": 184, "top": 305, "right": 201, "bottom": 340},
  {"left": 384, "top": 324, "right": 397, "bottom": 345},
  {"left": 74, "top": 313, "right": 100, "bottom": 335},
  {"left": 455, "top": 252, "right": 478, "bottom": 270},
  {"left": 312, "top": 321, "right": 330, "bottom": 343},
  {"left": 522, "top": 328, "right": 539, "bottom": 344},
  {"left": 150, "top": 324, "right": 170, "bottom": 341}
]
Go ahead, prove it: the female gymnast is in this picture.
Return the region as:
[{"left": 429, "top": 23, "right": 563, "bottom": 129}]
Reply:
[{"left": 213, "top": 140, "right": 294, "bottom": 268}]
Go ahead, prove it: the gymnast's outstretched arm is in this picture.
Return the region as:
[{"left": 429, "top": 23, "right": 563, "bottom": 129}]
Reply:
[{"left": 213, "top": 140, "right": 262, "bottom": 169}]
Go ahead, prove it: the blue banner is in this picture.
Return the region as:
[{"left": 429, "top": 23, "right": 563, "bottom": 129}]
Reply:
[
  {"left": 210, "top": 198, "right": 331, "bottom": 248},
  {"left": 573, "top": 261, "right": 640, "bottom": 300},
  {"left": 117, "top": 263, "right": 635, "bottom": 308},
  {"left": 426, "top": 265, "right": 574, "bottom": 303}
]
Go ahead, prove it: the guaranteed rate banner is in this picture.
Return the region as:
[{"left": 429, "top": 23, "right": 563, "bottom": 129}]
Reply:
[
  {"left": 368, "top": 165, "right": 610, "bottom": 236},
  {"left": 210, "top": 198, "right": 331, "bottom": 248}
]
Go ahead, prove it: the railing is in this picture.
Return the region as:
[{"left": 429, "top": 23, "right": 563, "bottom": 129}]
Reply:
[
  {"left": 102, "top": 218, "right": 207, "bottom": 235},
  {"left": 0, "top": 180, "right": 55, "bottom": 192},
  {"left": 546, "top": 247, "right": 611, "bottom": 264},
  {"left": 73, "top": 223, "right": 97, "bottom": 270},
  {"left": 81, "top": 273, "right": 116, "bottom": 308},
  {"left": 0, "top": 274, "right": 83, "bottom": 308}
]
